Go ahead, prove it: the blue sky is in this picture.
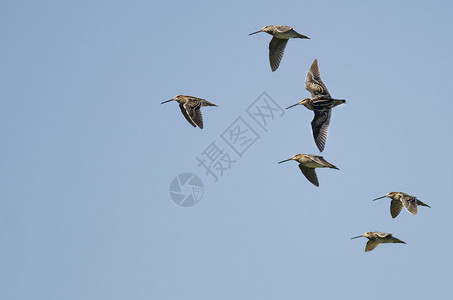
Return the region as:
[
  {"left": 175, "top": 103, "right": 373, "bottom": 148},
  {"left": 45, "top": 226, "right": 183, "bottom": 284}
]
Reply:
[{"left": 1, "top": 0, "right": 453, "bottom": 299}]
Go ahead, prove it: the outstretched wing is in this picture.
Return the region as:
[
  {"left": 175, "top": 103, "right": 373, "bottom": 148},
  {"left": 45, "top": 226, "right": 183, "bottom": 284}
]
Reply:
[
  {"left": 390, "top": 199, "right": 403, "bottom": 218},
  {"left": 401, "top": 196, "right": 418, "bottom": 215},
  {"left": 299, "top": 165, "right": 319, "bottom": 187},
  {"left": 305, "top": 59, "right": 331, "bottom": 98},
  {"left": 183, "top": 101, "right": 204, "bottom": 129},
  {"left": 179, "top": 103, "right": 196, "bottom": 127},
  {"left": 269, "top": 37, "right": 288, "bottom": 72},
  {"left": 365, "top": 240, "right": 379, "bottom": 252},
  {"left": 311, "top": 109, "right": 331, "bottom": 152}
]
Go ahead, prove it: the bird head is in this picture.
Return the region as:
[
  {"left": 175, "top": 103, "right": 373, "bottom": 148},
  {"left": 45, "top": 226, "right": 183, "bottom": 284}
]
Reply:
[
  {"left": 386, "top": 192, "right": 399, "bottom": 199},
  {"left": 285, "top": 98, "right": 310, "bottom": 110},
  {"left": 372, "top": 192, "right": 396, "bottom": 201},
  {"left": 249, "top": 25, "right": 273, "bottom": 36},
  {"left": 260, "top": 25, "right": 274, "bottom": 33},
  {"left": 299, "top": 98, "right": 311, "bottom": 106},
  {"left": 161, "top": 95, "right": 183, "bottom": 104},
  {"left": 351, "top": 232, "right": 371, "bottom": 240},
  {"left": 173, "top": 95, "right": 184, "bottom": 102}
]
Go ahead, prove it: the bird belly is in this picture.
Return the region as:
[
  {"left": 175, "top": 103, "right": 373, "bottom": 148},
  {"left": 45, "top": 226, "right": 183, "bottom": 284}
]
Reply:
[
  {"left": 379, "top": 238, "right": 397, "bottom": 244},
  {"left": 273, "top": 32, "right": 295, "bottom": 39},
  {"left": 303, "top": 161, "right": 323, "bottom": 168}
]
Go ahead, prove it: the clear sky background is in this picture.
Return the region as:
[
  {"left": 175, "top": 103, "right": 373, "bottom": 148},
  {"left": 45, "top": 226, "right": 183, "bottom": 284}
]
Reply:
[{"left": 2, "top": 0, "right": 453, "bottom": 299}]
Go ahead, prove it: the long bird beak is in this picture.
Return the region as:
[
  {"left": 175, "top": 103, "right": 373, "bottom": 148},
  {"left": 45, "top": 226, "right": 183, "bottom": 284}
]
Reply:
[
  {"left": 351, "top": 235, "right": 363, "bottom": 239},
  {"left": 285, "top": 103, "right": 300, "bottom": 110},
  {"left": 278, "top": 158, "right": 293, "bottom": 164},
  {"left": 161, "top": 99, "right": 174, "bottom": 104},
  {"left": 248, "top": 30, "right": 262, "bottom": 36},
  {"left": 372, "top": 196, "right": 387, "bottom": 201}
]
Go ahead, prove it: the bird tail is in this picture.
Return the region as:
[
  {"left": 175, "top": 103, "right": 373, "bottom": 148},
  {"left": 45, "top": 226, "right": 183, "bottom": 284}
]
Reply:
[
  {"left": 391, "top": 237, "right": 406, "bottom": 244},
  {"left": 417, "top": 200, "right": 431, "bottom": 208},
  {"left": 329, "top": 164, "right": 340, "bottom": 170},
  {"left": 297, "top": 34, "right": 310, "bottom": 39},
  {"left": 203, "top": 101, "right": 218, "bottom": 107},
  {"left": 333, "top": 99, "right": 346, "bottom": 107}
]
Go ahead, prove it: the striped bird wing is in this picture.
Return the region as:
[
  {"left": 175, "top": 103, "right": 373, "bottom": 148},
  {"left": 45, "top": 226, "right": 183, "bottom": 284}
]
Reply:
[
  {"left": 311, "top": 97, "right": 335, "bottom": 110},
  {"left": 311, "top": 109, "right": 331, "bottom": 152},
  {"left": 179, "top": 103, "right": 196, "bottom": 127},
  {"left": 365, "top": 240, "right": 379, "bottom": 252},
  {"left": 183, "top": 101, "right": 203, "bottom": 129},
  {"left": 390, "top": 199, "right": 403, "bottom": 218},
  {"left": 269, "top": 37, "right": 288, "bottom": 72},
  {"left": 305, "top": 59, "right": 331, "bottom": 98},
  {"left": 299, "top": 165, "right": 319, "bottom": 187},
  {"left": 274, "top": 25, "right": 293, "bottom": 33},
  {"left": 401, "top": 196, "right": 418, "bottom": 215}
]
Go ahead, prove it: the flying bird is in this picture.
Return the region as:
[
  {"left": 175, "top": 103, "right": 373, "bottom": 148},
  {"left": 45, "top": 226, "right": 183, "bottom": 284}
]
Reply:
[
  {"left": 351, "top": 232, "right": 406, "bottom": 252},
  {"left": 286, "top": 59, "right": 346, "bottom": 152},
  {"left": 161, "top": 95, "right": 217, "bottom": 129},
  {"left": 278, "top": 153, "right": 339, "bottom": 187},
  {"left": 373, "top": 192, "right": 430, "bottom": 218},
  {"left": 249, "top": 25, "right": 309, "bottom": 72}
]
